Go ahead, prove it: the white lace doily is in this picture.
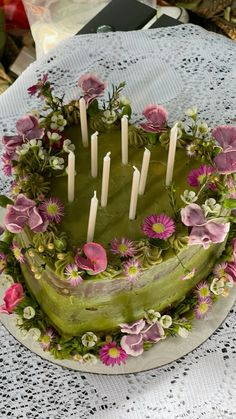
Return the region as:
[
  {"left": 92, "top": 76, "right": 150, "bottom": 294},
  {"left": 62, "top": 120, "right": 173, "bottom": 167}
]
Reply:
[{"left": 0, "top": 24, "right": 236, "bottom": 418}]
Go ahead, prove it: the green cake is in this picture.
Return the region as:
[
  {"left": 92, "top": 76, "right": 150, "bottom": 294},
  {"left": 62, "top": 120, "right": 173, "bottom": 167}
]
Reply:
[{"left": 0, "top": 73, "right": 235, "bottom": 366}]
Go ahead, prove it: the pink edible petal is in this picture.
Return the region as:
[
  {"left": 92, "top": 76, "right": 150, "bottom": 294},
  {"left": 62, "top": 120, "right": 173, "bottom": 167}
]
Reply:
[
  {"left": 212, "top": 125, "right": 236, "bottom": 152},
  {"left": 141, "top": 322, "right": 165, "bottom": 343},
  {"left": 119, "top": 319, "right": 145, "bottom": 335},
  {"left": 181, "top": 203, "right": 206, "bottom": 227},
  {"left": 120, "top": 334, "right": 144, "bottom": 356},
  {"left": 214, "top": 151, "right": 236, "bottom": 174}
]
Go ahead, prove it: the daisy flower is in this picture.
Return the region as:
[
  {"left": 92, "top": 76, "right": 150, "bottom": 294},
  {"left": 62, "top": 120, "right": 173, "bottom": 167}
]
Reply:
[
  {"left": 40, "top": 328, "right": 56, "bottom": 351},
  {"left": 0, "top": 253, "right": 7, "bottom": 274},
  {"left": 142, "top": 214, "right": 175, "bottom": 240},
  {"left": 111, "top": 237, "right": 136, "bottom": 258},
  {"left": 194, "top": 297, "right": 212, "bottom": 319},
  {"left": 11, "top": 242, "right": 26, "bottom": 263},
  {"left": 195, "top": 281, "right": 211, "bottom": 300},
  {"left": 187, "top": 165, "right": 214, "bottom": 188},
  {"left": 64, "top": 264, "right": 83, "bottom": 286},
  {"left": 39, "top": 197, "right": 64, "bottom": 224},
  {"left": 99, "top": 342, "right": 127, "bottom": 366},
  {"left": 123, "top": 259, "right": 141, "bottom": 282}
]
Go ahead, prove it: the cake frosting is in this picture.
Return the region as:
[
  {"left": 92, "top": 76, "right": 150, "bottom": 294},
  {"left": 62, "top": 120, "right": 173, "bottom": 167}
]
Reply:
[{"left": 0, "top": 73, "right": 235, "bottom": 366}]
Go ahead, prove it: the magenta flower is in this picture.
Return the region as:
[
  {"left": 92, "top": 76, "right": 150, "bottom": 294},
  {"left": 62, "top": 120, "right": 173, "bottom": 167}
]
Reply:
[
  {"left": 181, "top": 204, "right": 230, "bottom": 249},
  {"left": 111, "top": 237, "right": 136, "bottom": 258},
  {"left": 140, "top": 104, "right": 168, "bottom": 133},
  {"left": 11, "top": 242, "right": 26, "bottom": 264},
  {"left": 27, "top": 74, "right": 48, "bottom": 97},
  {"left": 120, "top": 319, "right": 146, "bottom": 335},
  {"left": 64, "top": 264, "right": 83, "bottom": 286},
  {"left": 16, "top": 114, "right": 44, "bottom": 140},
  {"left": 187, "top": 165, "right": 215, "bottom": 188},
  {"left": 4, "top": 193, "right": 49, "bottom": 234},
  {"left": 39, "top": 197, "right": 64, "bottom": 224},
  {"left": 214, "top": 151, "right": 236, "bottom": 174},
  {"left": 142, "top": 213, "right": 175, "bottom": 240},
  {"left": 40, "top": 327, "right": 56, "bottom": 351},
  {"left": 123, "top": 258, "right": 141, "bottom": 282},
  {"left": 195, "top": 281, "right": 211, "bottom": 301},
  {"left": 0, "top": 253, "right": 7, "bottom": 274},
  {"left": 0, "top": 283, "right": 24, "bottom": 314},
  {"left": 99, "top": 342, "right": 128, "bottom": 366},
  {"left": 76, "top": 242, "right": 107, "bottom": 275},
  {"left": 194, "top": 297, "right": 212, "bottom": 319},
  {"left": 78, "top": 73, "right": 107, "bottom": 104},
  {"left": 212, "top": 125, "right": 236, "bottom": 152}
]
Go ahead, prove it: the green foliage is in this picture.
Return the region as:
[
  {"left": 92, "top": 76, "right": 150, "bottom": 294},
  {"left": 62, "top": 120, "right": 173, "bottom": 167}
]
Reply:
[
  {"left": 224, "top": 198, "right": 236, "bottom": 209},
  {"left": 0, "top": 195, "right": 13, "bottom": 208}
]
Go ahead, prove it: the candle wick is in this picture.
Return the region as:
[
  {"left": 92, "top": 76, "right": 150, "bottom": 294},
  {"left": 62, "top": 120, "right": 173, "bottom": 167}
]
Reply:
[
  {"left": 106, "top": 151, "right": 111, "bottom": 157},
  {"left": 133, "top": 165, "right": 138, "bottom": 171}
]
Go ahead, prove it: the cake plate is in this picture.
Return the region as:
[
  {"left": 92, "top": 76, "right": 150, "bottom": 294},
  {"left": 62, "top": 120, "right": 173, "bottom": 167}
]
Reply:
[{"left": 1, "top": 273, "right": 235, "bottom": 375}]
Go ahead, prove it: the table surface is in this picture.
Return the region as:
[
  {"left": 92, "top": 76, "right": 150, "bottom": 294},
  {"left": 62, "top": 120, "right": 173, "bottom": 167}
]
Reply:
[{"left": 0, "top": 24, "right": 236, "bottom": 419}]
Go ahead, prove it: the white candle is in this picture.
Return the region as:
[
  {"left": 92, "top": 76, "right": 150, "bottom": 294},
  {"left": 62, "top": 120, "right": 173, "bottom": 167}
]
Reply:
[
  {"left": 121, "top": 115, "right": 128, "bottom": 165},
  {"left": 79, "top": 97, "right": 89, "bottom": 148},
  {"left": 91, "top": 131, "right": 98, "bottom": 178},
  {"left": 67, "top": 151, "right": 75, "bottom": 202},
  {"left": 87, "top": 191, "right": 98, "bottom": 242},
  {"left": 139, "top": 147, "right": 151, "bottom": 195},
  {"left": 165, "top": 123, "right": 178, "bottom": 186},
  {"left": 101, "top": 152, "right": 111, "bottom": 207},
  {"left": 129, "top": 166, "right": 140, "bottom": 220}
]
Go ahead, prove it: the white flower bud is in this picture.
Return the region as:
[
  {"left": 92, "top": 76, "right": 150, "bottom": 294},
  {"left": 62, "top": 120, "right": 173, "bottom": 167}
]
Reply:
[{"left": 23, "top": 306, "right": 36, "bottom": 319}]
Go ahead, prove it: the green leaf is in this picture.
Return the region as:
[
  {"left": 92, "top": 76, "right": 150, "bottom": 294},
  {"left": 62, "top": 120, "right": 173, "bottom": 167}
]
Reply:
[
  {"left": 223, "top": 198, "right": 236, "bottom": 209},
  {"left": 147, "top": 132, "right": 158, "bottom": 145},
  {"left": 121, "top": 105, "right": 132, "bottom": 119},
  {"left": 87, "top": 99, "right": 99, "bottom": 117},
  {"left": 0, "top": 195, "right": 13, "bottom": 208},
  {"left": 0, "top": 240, "right": 10, "bottom": 254},
  {"left": 149, "top": 238, "right": 170, "bottom": 250}
]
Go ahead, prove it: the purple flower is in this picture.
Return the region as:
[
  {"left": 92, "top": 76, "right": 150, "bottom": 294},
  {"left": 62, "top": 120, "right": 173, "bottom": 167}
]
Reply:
[
  {"left": 0, "top": 253, "right": 7, "bottom": 274},
  {"left": 140, "top": 104, "right": 168, "bottom": 133},
  {"left": 141, "top": 322, "right": 165, "bottom": 343},
  {"left": 195, "top": 281, "right": 211, "bottom": 301},
  {"left": 27, "top": 74, "right": 48, "bottom": 97},
  {"left": 181, "top": 204, "right": 230, "bottom": 249},
  {"left": 40, "top": 327, "right": 56, "bottom": 351},
  {"left": 39, "top": 197, "right": 64, "bottom": 224},
  {"left": 11, "top": 242, "right": 26, "bottom": 263},
  {"left": 187, "top": 165, "right": 215, "bottom": 188},
  {"left": 194, "top": 297, "right": 212, "bottom": 319},
  {"left": 1, "top": 153, "right": 13, "bottom": 176},
  {"left": 111, "top": 237, "right": 136, "bottom": 258},
  {"left": 2, "top": 135, "right": 23, "bottom": 156},
  {"left": 142, "top": 213, "right": 175, "bottom": 240},
  {"left": 99, "top": 342, "right": 128, "bottom": 366},
  {"left": 78, "top": 73, "right": 106, "bottom": 104},
  {"left": 214, "top": 151, "right": 236, "bottom": 174},
  {"left": 120, "top": 334, "right": 144, "bottom": 357},
  {"left": 76, "top": 242, "right": 107, "bottom": 275},
  {"left": 16, "top": 114, "right": 44, "bottom": 140},
  {"left": 123, "top": 258, "right": 141, "bottom": 282},
  {"left": 212, "top": 125, "right": 236, "bottom": 152},
  {"left": 64, "top": 264, "right": 83, "bottom": 286},
  {"left": 119, "top": 319, "right": 145, "bottom": 335},
  {"left": 4, "top": 194, "right": 48, "bottom": 234}
]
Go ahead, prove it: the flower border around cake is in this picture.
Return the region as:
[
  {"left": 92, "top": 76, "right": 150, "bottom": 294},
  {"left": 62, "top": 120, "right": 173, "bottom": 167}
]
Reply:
[{"left": 0, "top": 73, "right": 235, "bottom": 367}]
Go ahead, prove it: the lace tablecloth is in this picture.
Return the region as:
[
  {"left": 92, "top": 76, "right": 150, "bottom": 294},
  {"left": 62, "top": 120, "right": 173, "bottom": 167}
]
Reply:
[{"left": 0, "top": 25, "right": 236, "bottom": 419}]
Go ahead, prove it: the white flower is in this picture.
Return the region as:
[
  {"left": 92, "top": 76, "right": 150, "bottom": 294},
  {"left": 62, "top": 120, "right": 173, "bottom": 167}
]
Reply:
[
  {"left": 29, "top": 139, "right": 42, "bottom": 147},
  {"left": 160, "top": 315, "right": 172, "bottom": 329},
  {"left": 185, "top": 107, "right": 198, "bottom": 117},
  {"left": 50, "top": 114, "right": 67, "bottom": 131},
  {"left": 28, "top": 328, "right": 41, "bottom": 341},
  {"left": 47, "top": 131, "right": 62, "bottom": 142},
  {"left": 83, "top": 353, "right": 97, "bottom": 365},
  {"left": 73, "top": 353, "right": 84, "bottom": 363},
  {"left": 15, "top": 316, "right": 24, "bottom": 326},
  {"left": 49, "top": 157, "right": 64, "bottom": 170},
  {"left": 202, "top": 198, "right": 221, "bottom": 216},
  {"left": 119, "top": 96, "right": 130, "bottom": 106},
  {"left": 144, "top": 309, "right": 161, "bottom": 324},
  {"left": 19, "top": 328, "right": 28, "bottom": 340},
  {"left": 180, "top": 190, "right": 198, "bottom": 204},
  {"left": 23, "top": 306, "right": 36, "bottom": 319},
  {"left": 38, "top": 148, "right": 46, "bottom": 160},
  {"left": 81, "top": 332, "right": 98, "bottom": 348},
  {"left": 196, "top": 122, "right": 209, "bottom": 137},
  {"left": 210, "top": 277, "right": 225, "bottom": 295},
  {"left": 177, "top": 326, "right": 189, "bottom": 338},
  {"left": 63, "top": 139, "right": 75, "bottom": 153},
  {"left": 186, "top": 143, "right": 197, "bottom": 157},
  {"left": 102, "top": 110, "right": 117, "bottom": 125}
]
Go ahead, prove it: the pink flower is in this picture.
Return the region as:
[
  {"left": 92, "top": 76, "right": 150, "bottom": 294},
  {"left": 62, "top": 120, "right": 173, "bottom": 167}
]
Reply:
[
  {"left": 214, "top": 151, "right": 236, "bottom": 174},
  {"left": 142, "top": 213, "right": 175, "bottom": 240},
  {"left": 120, "top": 334, "right": 144, "bottom": 357},
  {"left": 123, "top": 258, "right": 141, "bottom": 282},
  {"left": 39, "top": 197, "right": 64, "bottom": 224},
  {"left": 99, "top": 342, "right": 128, "bottom": 366},
  {"left": 2, "top": 135, "right": 23, "bottom": 155},
  {"left": 140, "top": 104, "right": 168, "bottom": 133},
  {"left": 0, "top": 283, "right": 24, "bottom": 314},
  {"left": 194, "top": 297, "right": 212, "bottom": 319},
  {"left": 232, "top": 238, "right": 236, "bottom": 264},
  {"left": 40, "top": 327, "right": 56, "bottom": 351},
  {"left": 4, "top": 193, "right": 48, "bottom": 234},
  {"left": 78, "top": 73, "right": 106, "bottom": 104},
  {"left": 120, "top": 319, "right": 146, "bottom": 335},
  {"left": 181, "top": 204, "right": 230, "bottom": 249},
  {"left": 16, "top": 115, "right": 44, "bottom": 140},
  {"left": 64, "top": 264, "right": 83, "bottom": 286},
  {"left": 195, "top": 281, "right": 211, "bottom": 301},
  {"left": 0, "top": 253, "right": 7, "bottom": 274},
  {"left": 76, "top": 242, "right": 107, "bottom": 275},
  {"left": 225, "top": 263, "right": 236, "bottom": 283},
  {"left": 1, "top": 153, "right": 13, "bottom": 176},
  {"left": 212, "top": 125, "right": 236, "bottom": 152},
  {"left": 27, "top": 74, "right": 48, "bottom": 97},
  {"left": 187, "top": 165, "right": 215, "bottom": 188},
  {"left": 111, "top": 237, "right": 136, "bottom": 258},
  {"left": 141, "top": 322, "right": 165, "bottom": 343}
]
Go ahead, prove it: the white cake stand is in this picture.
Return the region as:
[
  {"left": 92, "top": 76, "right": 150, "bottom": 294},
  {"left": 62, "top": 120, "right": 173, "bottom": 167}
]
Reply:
[{"left": 1, "top": 272, "right": 235, "bottom": 375}]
